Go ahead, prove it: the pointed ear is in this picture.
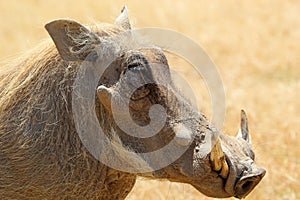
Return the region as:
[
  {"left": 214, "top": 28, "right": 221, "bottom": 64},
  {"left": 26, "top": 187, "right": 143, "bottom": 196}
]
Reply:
[
  {"left": 115, "top": 6, "right": 131, "bottom": 30},
  {"left": 237, "top": 109, "right": 252, "bottom": 146},
  {"left": 45, "top": 19, "right": 101, "bottom": 61}
]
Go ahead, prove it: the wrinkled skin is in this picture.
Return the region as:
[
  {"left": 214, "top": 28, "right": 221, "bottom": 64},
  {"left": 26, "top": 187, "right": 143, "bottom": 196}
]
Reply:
[
  {"left": 97, "top": 47, "right": 265, "bottom": 198},
  {"left": 0, "top": 7, "right": 265, "bottom": 199}
]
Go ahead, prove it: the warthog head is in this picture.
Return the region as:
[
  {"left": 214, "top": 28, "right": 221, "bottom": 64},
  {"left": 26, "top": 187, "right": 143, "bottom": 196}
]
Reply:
[{"left": 45, "top": 7, "right": 265, "bottom": 199}]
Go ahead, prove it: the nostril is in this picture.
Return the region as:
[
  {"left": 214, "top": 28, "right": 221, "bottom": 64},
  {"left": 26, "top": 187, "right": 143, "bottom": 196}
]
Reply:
[
  {"left": 241, "top": 180, "right": 253, "bottom": 191},
  {"left": 235, "top": 176, "right": 262, "bottom": 198},
  {"left": 234, "top": 167, "right": 266, "bottom": 199}
]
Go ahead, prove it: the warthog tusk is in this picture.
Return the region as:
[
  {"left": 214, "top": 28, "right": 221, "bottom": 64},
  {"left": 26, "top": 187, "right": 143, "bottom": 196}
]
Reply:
[
  {"left": 210, "top": 139, "right": 229, "bottom": 179},
  {"left": 210, "top": 140, "right": 223, "bottom": 171},
  {"left": 220, "top": 158, "right": 229, "bottom": 179}
]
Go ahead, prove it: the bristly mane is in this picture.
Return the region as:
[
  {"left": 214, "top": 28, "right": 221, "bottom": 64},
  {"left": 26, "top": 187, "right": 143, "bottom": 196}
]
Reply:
[
  {"left": 0, "top": 22, "right": 139, "bottom": 199},
  {"left": 0, "top": 22, "right": 122, "bottom": 106}
]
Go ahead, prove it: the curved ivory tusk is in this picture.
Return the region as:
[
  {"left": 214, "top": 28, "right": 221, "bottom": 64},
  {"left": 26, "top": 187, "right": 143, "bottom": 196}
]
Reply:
[
  {"left": 210, "top": 139, "right": 224, "bottom": 171},
  {"left": 210, "top": 139, "right": 229, "bottom": 179},
  {"left": 220, "top": 158, "right": 229, "bottom": 179}
]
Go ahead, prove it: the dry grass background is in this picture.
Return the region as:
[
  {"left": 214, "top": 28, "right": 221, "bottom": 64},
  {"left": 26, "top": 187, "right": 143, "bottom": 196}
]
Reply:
[{"left": 0, "top": 0, "right": 300, "bottom": 199}]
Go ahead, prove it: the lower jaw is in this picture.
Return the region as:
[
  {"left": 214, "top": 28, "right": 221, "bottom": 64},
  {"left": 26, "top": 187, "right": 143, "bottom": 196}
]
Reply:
[
  {"left": 192, "top": 185, "right": 232, "bottom": 198},
  {"left": 224, "top": 159, "right": 237, "bottom": 196},
  {"left": 191, "top": 177, "right": 232, "bottom": 198}
]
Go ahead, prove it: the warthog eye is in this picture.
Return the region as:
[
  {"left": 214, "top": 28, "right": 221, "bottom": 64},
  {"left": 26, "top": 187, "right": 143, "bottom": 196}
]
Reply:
[
  {"left": 127, "top": 62, "right": 143, "bottom": 70},
  {"left": 125, "top": 53, "right": 149, "bottom": 72}
]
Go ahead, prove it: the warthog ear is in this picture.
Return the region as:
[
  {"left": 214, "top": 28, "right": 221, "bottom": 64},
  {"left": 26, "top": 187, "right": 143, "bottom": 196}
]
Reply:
[
  {"left": 237, "top": 109, "right": 252, "bottom": 146},
  {"left": 45, "top": 19, "right": 101, "bottom": 61},
  {"left": 115, "top": 6, "right": 131, "bottom": 30}
]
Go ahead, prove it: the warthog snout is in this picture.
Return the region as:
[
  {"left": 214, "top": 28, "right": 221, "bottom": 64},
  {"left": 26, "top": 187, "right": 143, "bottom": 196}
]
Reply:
[
  {"left": 234, "top": 164, "right": 266, "bottom": 198},
  {"left": 220, "top": 110, "right": 266, "bottom": 199}
]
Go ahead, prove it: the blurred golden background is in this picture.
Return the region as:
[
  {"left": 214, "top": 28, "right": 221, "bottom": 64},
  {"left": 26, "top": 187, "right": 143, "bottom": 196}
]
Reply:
[{"left": 0, "top": 0, "right": 299, "bottom": 199}]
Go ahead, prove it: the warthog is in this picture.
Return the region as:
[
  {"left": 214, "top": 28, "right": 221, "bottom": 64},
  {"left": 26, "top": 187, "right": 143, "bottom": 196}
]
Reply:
[{"left": 0, "top": 7, "right": 265, "bottom": 199}]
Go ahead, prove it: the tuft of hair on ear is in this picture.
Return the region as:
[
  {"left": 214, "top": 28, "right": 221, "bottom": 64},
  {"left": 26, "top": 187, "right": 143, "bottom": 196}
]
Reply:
[
  {"left": 115, "top": 6, "right": 132, "bottom": 30},
  {"left": 45, "top": 19, "right": 101, "bottom": 61}
]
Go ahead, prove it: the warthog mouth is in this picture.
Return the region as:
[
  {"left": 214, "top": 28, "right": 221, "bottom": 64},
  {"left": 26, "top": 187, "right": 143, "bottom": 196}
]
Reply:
[
  {"left": 224, "top": 156, "right": 266, "bottom": 199},
  {"left": 233, "top": 166, "right": 266, "bottom": 199},
  {"left": 189, "top": 152, "right": 265, "bottom": 199}
]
